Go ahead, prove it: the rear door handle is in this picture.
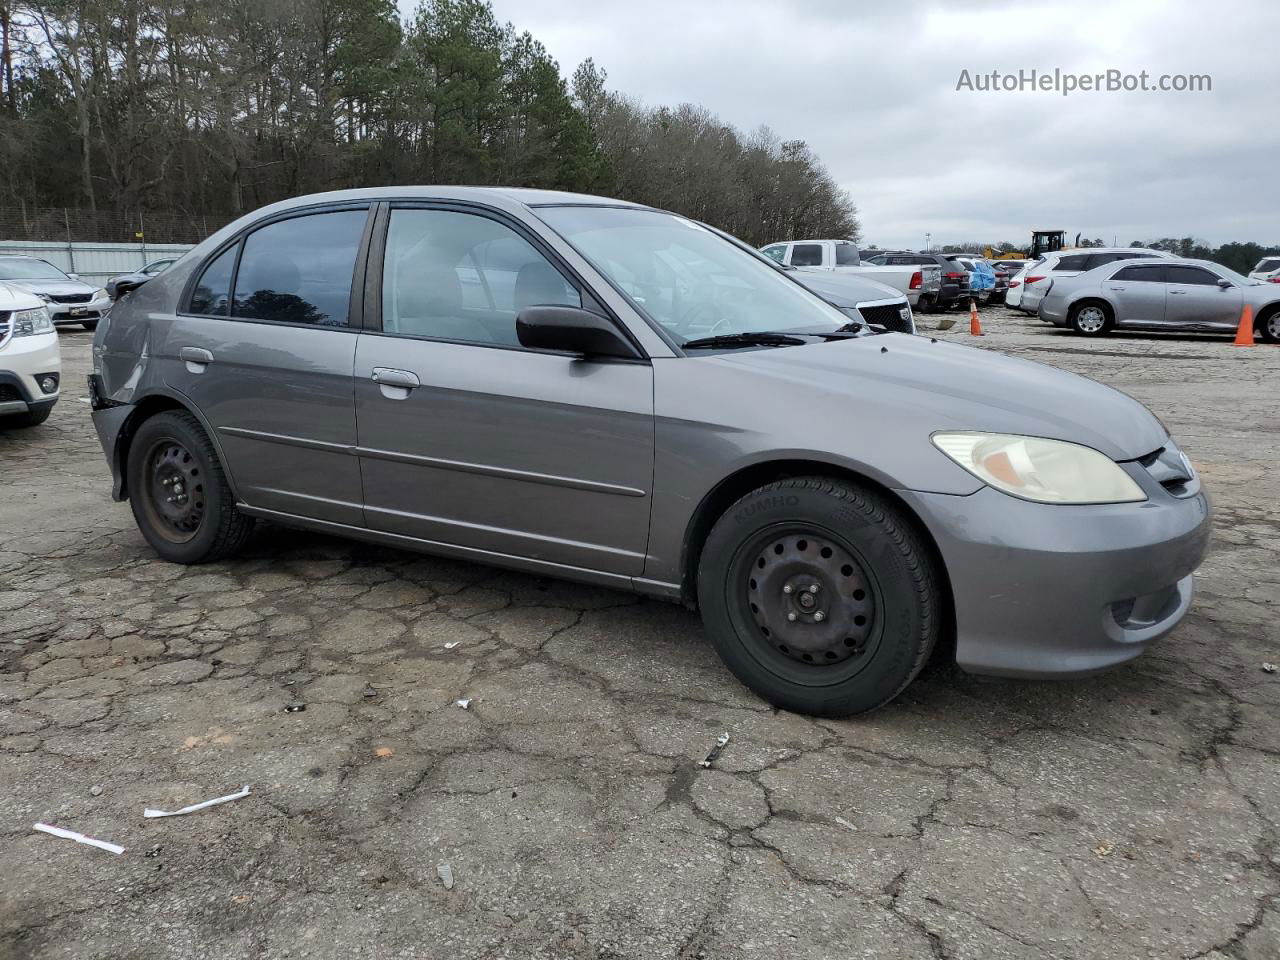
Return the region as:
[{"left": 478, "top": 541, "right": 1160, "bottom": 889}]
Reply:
[
  {"left": 1169, "top": 290, "right": 1187, "bottom": 296},
  {"left": 179, "top": 346, "right": 214, "bottom": 372}
]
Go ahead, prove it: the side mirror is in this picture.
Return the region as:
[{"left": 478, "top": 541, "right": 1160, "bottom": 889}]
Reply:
[
  {"left": 67, "top": 273, "right": 80, "bottom": 281},
  {"left": 1217, "top": 278, "right": 1232, "bottom": 289},
  {"left": 516, "top": 305, "right": 641, "bottom": 360},
  {"left": 108, "top": 276, "right": 150, "bottom": 300}
]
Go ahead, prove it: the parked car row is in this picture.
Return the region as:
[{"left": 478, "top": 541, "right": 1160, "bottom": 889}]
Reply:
[{"left": 761, "top": 239, "right": 940, "bottom": 316}]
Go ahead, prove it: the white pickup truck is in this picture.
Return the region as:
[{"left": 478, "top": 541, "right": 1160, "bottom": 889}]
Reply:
[{"left": 760, "top": 239, "right": 941, "bottom": 309}]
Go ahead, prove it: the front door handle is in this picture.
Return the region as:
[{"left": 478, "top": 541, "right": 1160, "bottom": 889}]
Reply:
[
  {"left": 371, "top": 367, "right": 420, "bottom": 388},
  {"left": 371, "top": 367, "right": 420, "bottom": 400},
  {"left": 180, "top": 346, "right": 214, "bottom": 372},
  {"left": 1169, "top": 290, "right": 1187, "bottom": 296}
]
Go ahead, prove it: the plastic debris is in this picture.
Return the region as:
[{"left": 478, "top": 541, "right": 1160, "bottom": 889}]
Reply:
[
  {"left": 444, "top": 641, "right": 460, "bottom": 650},
  {"left": 437, "top": 862, "right": 455, "bottom": 890},
  {"left": 144, "top": 785, "right": 251, "bottom": 819},
  {"left": 374, "top": 747, "right": 394, "bottom": 758},
  {"left": 284, "top": 703, "right": 306, "bottom": 713},
  {"left": 834, "top": 817, "right": 858, "bottom": 832},
  {"left": 34, "top": 822, "right": 124, "bottom": 855},
  {"left": 362, "top": 686, "right": 378, "bottom": 699},
  {"left": 698, "top": 733, "right": 730, "bottom": 768},
  {"left": 455, "top": 698, "right": 472, "bottom": 709},
  {"left": 89, "top": 785, "right": 103, "bottom": 797},
  {"left": 1263, "top": 662, "right": 1277, "bottom": 674}
]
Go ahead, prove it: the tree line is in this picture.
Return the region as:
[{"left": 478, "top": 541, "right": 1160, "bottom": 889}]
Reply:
[{"left": 0, "top": 0, "right": 859, "bottom": 245}]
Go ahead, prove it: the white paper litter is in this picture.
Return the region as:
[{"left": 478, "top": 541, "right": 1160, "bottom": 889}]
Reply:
[
  {"left": 444, "top": 642, "right": 460, "bottom": 650},
  {"left": 437, "top": 862, "right": 455, "bottom": 889},
  {"left": 834, "top": 817, "right": 858, "bottom": 832},
  {"left": 455, "top": 698, "right": 472, "bottom": 709},
  {"left": 34, "top": 822, "right": 124, "bottom": 855},
  {"left": 144, "top": 785, "right": 251, "bottom": 819}
]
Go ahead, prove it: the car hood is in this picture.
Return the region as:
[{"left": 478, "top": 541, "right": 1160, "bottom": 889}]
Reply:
[
  {"left": 7, "top": 279, "right": 96, "bottom": 296},
  {"left": 714, "top": 334, "right": 1168, "bottom": 461},
  {"left": 791, "top": 270, "right": 902, "bottom": 307},
  {"left": 0, "top": 281, "right": 45, "bottom": 311}
]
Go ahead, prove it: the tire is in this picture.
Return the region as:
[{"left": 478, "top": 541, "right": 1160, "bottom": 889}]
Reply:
[
  {"left": 126, "top": 410, "right": 254, "bottom": 563},
  {"left": 1069, "top": 300, "right": 1112, "bottom": 337},
  {"left": 1258, "top": 308, "right": 1280, "bottom": 345},
  {"left": 0, "top": 404, "right": 52, "bottom": 428},
  {"left": 696, "top": 477, "right": 942, "bottom": 716},
  {"left": 81, "top": 319, "right": 99, "bottom": 331},
  {"left": 916, "top": 296, "right": 935, "bottom": 314}
]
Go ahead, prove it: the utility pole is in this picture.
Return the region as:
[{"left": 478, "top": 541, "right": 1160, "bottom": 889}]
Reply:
[{"left": 924, "top": 232, "right": 931, "bottom": 252}]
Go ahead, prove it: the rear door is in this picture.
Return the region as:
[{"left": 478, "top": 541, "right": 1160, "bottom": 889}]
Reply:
[
  {"left": 1105, "top": 262, "right": 1167, "bottom": 326},
  {"left": 353, "top": 203, "right": 655, "bottom": 576},
  {"left": 164, "top": 204, "right": 371, "bottom": 525},
  {"left": 1163, "top": 264, "right": 1242, "bottom": 330}
]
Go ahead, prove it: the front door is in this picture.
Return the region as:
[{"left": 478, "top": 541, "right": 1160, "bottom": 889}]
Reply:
[
  {"left": 1163, "top": 264, "right": 1242, "bottom": 330},
  {"left": 353, "top": 205, "right": 655, "bottom": 576},
  {"left": 161, "top": 206, "right": 370, "bottom": 525}
]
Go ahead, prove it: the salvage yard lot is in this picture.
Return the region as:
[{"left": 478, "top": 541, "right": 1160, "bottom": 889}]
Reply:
[{"left": 2, "top": 308, "right": 1278, "bottom": 960}]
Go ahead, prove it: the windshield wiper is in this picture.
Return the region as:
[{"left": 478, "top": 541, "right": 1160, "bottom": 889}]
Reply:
[{"left": 680, "top": 332, "right": 809, "bottom": 350}]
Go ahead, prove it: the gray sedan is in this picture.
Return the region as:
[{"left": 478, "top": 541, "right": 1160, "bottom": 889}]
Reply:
[
  {"left": 1038, "top": 257, "right": 1280, "bottom": 342},
  {"left": 89, "top": 187, "right": 1209, "bottom": 716}
]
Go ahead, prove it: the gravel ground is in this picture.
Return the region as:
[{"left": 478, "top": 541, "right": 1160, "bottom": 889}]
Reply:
[{"left": 1, "top": 306, "right": 1278, "bottom": 960}]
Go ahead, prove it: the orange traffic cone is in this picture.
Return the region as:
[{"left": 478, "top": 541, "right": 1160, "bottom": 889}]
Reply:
[
  {"left": 1232, "top": 304, "right": 1255, "bottom": 347},
  {"left": 969, "top": 298, "right": 984, "bottom": 336}
]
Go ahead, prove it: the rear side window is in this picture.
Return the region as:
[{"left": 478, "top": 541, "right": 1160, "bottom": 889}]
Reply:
[
  {"left": 1055, "top": 254, "right": 1092, "bottom": 271},
  {"left": 188, "top": 245, "right": 237, "bottom": 316},
  {"left": 834, "top": 244, "right": 859, "bottom": 265},
  {"left": 231, "top": 210, "right": 367, "bottom": 326},
  {"left": 790, "top": 244, "right": 824, "bottom": 267},
  {"left": 1084, "top": 253, "right": 1123, "bottom": 269},
  {"left": 1166, "top": 265, "right": 1219, "bottom": 286},
  {"left": 761, "top": 245, "right": 787, "bottom": 263},
  {"left": 1257, "top": 258, "right": 1280, "bottom": 272},
  {"left": 1113, "top": 264, "right": 1164, "bottom": 282}
]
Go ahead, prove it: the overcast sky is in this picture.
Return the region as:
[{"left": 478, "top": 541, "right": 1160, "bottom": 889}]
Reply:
[{"left": 402, "top": 0, "right": 1278, "bottom": 250}]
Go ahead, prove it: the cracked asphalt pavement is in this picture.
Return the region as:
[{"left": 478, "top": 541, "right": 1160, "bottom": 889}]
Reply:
[{"left": 2, "top": 308, "right": 1278, "bottom": 960}]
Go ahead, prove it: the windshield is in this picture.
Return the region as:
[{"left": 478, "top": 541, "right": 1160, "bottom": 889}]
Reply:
[
  {"left": 536, "top": 206, "right": 848, "bottom": 345},
  {"left": 1212, "top": 263, "right": 1262, "bottom": 285},
  {"left": 0, "top": 258, "right": 69, "bottom": 280}
]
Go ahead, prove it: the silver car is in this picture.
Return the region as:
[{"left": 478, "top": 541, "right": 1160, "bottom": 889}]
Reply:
[
  {"left": 90, "top": 187, "right": 1210, "bottom": 716},
  {"left": 785, "top": 269, "right": 915, "bottom": 334},
  {"left": 0, "top": 255, "right": 112, "bottom": 329},
  {"left": 1038, "top": 257, "right": 1280, "bottom": 342}
]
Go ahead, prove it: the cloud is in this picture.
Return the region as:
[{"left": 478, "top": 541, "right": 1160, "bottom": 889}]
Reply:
[{"left": 401, "top": 0, "right": 1279, "bottom": 249}]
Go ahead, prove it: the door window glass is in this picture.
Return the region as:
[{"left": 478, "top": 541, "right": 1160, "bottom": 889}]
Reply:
[
  {"left": 382, "top": 209, "right": 580, "bottom": 345},
  {"left": 1055, "top": 254, "right": 1091, "bottom": 271},
  {"left": 790, "top": 243, "right": 824, "bottom": 267},
  {"left": 232, "top": 210, "right": 366, "bottom": 326},
  {"left": 1112, "top": 264, "right": 1165, "bottom": 282},
  {"left": 761, "top": 245, "right": 786, "bottom": 263},
  {"left": 1165, "top": 265, "right": 1219, "bottom": 286},
  {"left": 187, "top": 245, "right": 237, "bottom": 316},
  {"left": 834, "top": 244, "right": 859, "bottom": 265}
]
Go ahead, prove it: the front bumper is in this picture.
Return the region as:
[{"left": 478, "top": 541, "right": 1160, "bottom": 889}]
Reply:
[
  {"left": 0, "top": 330, "right": 61, "bottom": 413},
  {"left": 49, "top": 296, "right": 111, "bottom": 325},
  {"left": 900, "top": 480, "right": 1211, "bottom": 678}
]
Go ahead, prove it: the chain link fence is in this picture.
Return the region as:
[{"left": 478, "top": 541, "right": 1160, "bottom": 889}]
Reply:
[{"left": 0, "top": 206, "right": 232, "bottom": 245}]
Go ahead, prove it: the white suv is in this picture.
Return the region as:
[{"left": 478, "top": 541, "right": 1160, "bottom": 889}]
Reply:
[
  {"left": 1248, "top": 256, "right": 1280, "bottom": 283},
  {"left": 0, "top": 282, "right": 61, "bottom": 427},
  {"left": 1013, "top": 247, "right": 1175, "bottom": 316}
]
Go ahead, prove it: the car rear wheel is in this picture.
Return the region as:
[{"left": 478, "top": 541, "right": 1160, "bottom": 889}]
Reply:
[
  {"left": 1069, "top": 301, "right": 1112, "bottom": 336},
  {"left": 126, "top": 410, "right": 254, "bottom": 564},
  {"left": 697, "top": 477, "right": 942, "bottom": 716},
  {"left": 1258, "top": 307, "right": 1280, "bottom": 345}
]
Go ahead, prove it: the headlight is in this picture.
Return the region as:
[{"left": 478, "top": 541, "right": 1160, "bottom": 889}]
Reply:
[
  {"left": 93, "top": 288, "right": 108, "bottom": 300},
  {"left": 932, "top": 432, "right": 1146, "bottom": 504},
  {"left": 11, "top": 306, "right": 54, "bottom": 337}
]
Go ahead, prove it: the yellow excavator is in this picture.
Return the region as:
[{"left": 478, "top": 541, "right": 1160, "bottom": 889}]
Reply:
[{"left": 983, "top": 230, "right": 1070, "bottom": 261}]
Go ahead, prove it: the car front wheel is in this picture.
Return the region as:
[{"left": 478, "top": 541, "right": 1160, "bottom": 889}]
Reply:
[
  {"left": 126, "top": 410, "right": 254, "bottom": 563},
  {"left": 697, "top": 477, "right": 942, "bottom": 716}
]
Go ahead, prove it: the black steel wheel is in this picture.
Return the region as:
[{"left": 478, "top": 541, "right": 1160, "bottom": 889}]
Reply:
[
  {"left": 126, "top": 410, "right": 254, "bottom": 563},
  {"left": 698, "top": 477, "right": 942, "bottom": 716}
]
